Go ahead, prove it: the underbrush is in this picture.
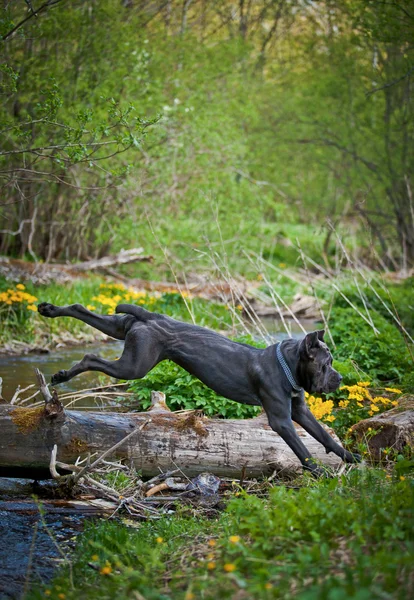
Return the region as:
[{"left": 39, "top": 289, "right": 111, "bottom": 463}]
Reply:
[{"left": 29, "top": 470, "right": 414, "bottom": 600}]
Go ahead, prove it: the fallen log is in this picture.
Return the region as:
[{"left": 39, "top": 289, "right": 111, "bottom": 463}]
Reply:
[
  {"left": 0, "top": 385, "right": 344, "bottom": 479},
  {"left": 351, "top": 395, "right": 414, "bottom": 460}
]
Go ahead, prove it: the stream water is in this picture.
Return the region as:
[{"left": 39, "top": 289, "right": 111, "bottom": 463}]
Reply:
[{"left": 0, "top": 317, "right": 317, "bottom": 599}]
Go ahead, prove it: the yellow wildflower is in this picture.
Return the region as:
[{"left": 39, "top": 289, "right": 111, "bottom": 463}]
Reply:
[
  {"left": 207, "top": 561, "right": 216, "bottom": 570},
  {"left": 100, "top": 565, "right": 112, "bottom": 575},
  {"left": 208, "top": 539, "right": 216, "bottom": 547},
  {"left": 224, "top": 563, "right": 237, "bottom": 572},
  {"left": 16, "top": 283, "right": 25, "bottom": 290},
  {"left": 384, "top": 387, "right": 402, "bottom": 394},
  {"left": 400, "top": 476, "right": 406, "bottom": 481},
  {"left": 265, "top": 583, "right": 273, "bottom": 590},
  {"left": 91, "top": 554, "right": 99, "bottom": 561},
  {"left": 324, "top": 415, "right": 336, "bottom": 422},
  {"left": 357, "top": 381, "right": 370, "bottom": 387},
  {"left": 229, "top": 535, "right": 240, "bottom": 544},
  {"left": 27, "top": 304, "right": 37, "bottom": 311},
  {"left": 370, "top": 404, "right": 380, "bottom": 412},
  {"left": 156, "top": 537, "right": 164, "bottom": 544},
  {"left": 338, "top": 400, "right": 349, "bottom": 408}
]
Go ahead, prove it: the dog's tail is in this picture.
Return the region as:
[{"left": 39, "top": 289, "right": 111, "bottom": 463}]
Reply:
[{"left": 115, "top": 303, "right": 158, "bottom": 321}]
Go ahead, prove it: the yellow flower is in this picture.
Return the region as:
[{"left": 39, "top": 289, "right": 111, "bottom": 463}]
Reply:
[
  {"left": 156, "top": 536, "right": 164, "bottom": 544},
  {"left": 207, "top": 552, "right": 215, "bottom": 560},
  {"left": 257, "top": 274, "right": 263, "bottom": 281},
  {"left": 91, "top": 554, "right": 99, "bottom": 561},
  {"left": 207, "top": 561, "right": 216, "bottom": 570},
  {"left": 265, "top": 583, "right": 273, "bottom": 590},
  {"left": 400, "top": 476, "right": 406, "bottom": 481},
  {"left": 100, "top": 565, "right": 112, "bottom": 575},
  {"left": 357, "top": 381, "right": 370, "bottom": 387},
  {"left": 229, "top": 535, "right": 240, "bottom": 544},
  {"left": 16, "top": 283, "right": 25, "bottom": 290},
  {"left": 370, "top": 404, "right": 380, "bottom": 412},
  {"left": 208, "top": 539, "right": 216, "bottom": 547},
  {"left": 324, "top": 415, "right": 336, "bottom": 422},
  {"left": 27, "top": 304, "right": 37, "bottom": 311},
  {"left": 236, "top": 304, "right": 243, "bottom": 311},
  {"left": 384, "top": 387, "right": 402, "bottom": 394},
  {"left": 339, "top": 400, "right": 349, "bottom": 408},
  {"left": 391, "top": 400, "right": 398, "bottom": 406},
  {"left": 58, "top": 594, "right": 65, "bottom": 600},
  {"left": 224, "top": 563, "right": 237, "bottom": 572},
  {"left": 185, "top": 593, "right": 195, "bottom": 600},
  {"left": 44, "top": 591, "right": 51, "bottom": 597}
]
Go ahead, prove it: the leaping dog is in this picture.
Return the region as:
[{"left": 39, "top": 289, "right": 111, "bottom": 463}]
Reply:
[{"left": 38, "top": 301, "right": 361, "bottom": 476}]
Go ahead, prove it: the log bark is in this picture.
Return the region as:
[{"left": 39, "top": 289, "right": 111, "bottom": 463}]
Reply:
[
  {"left": 351, "top": 395, "right": 414, "bottom": 460},
  {"left": 0, "top": 391, "right": 344, "bottom": 479}
]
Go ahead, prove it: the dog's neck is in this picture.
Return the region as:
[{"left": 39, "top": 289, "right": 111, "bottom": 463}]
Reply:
[{"left": 277, "top": 340, "right": 302, "bottom": 391}]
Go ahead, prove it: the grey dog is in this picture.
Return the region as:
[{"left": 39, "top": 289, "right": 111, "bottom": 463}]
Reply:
[{"left": 38, "top": 301, "right": 361, "bottom": 476}]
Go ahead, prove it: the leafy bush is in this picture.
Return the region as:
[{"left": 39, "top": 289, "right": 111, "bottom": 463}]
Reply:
[
  {"left": 333, "top": 278, "right": 414, "bottom": 335},
  {"left": 328, "top": 307, "right": 412, "bottom": 382}
]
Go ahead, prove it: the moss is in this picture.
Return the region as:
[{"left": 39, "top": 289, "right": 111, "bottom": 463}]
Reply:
[
  {"left": 66, "top": 437, "right": 90, "bottom": 455},
  {"left": 174, "top": 412, "right": 209, "bottom": 437},
  {"left": 11, "top": 406, "right": 44, "bottom": 434}
]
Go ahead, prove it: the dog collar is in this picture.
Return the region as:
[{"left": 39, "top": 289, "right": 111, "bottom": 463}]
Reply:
[{"left": 275, "top": 342, "right": 303, "bottom": 392}]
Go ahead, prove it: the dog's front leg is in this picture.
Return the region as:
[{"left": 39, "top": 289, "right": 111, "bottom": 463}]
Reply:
[
  {"left": 291, "top": 400, "right": 361, "bottom": 464},
  {"left": 261, "top": 393, "right": 325, "bottom": 477}
]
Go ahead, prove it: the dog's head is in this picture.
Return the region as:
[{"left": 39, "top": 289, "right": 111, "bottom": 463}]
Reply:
[{"left": 296, "top": 330, "right": 342, "bottom": 394}]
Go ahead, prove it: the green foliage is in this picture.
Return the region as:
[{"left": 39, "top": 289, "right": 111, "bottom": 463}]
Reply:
[
  {"left": 328, "top": 307, "right": 412, "bottom": 382},
  {"left": 333, "top": 278, "right": 414, "bottom": 335},
  {"left": 28, "top": 471, "right": 414, "bottom": 600},
  {"left": 1, "top": 1, "right": 413, "bottom": 270}
]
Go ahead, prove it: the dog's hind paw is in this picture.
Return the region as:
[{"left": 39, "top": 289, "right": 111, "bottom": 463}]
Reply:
[
  {"left": 38, "top": 302, "right": 59, "bottom": 318},
  {"left": 51, "top": 370, "right": 68, "bottom": 385}
]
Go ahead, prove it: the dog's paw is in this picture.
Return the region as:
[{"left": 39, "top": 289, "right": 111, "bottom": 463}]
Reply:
[
  {"left": 304, "top": 460, "right": 328, "bottom": 478},
  {"left": 38, "top": 302, "right": 59, "bottom": 318},
  {"left": 51, "top": 370, "right": 68, "bottom": 385},
  {"left": 344, "top": 451, "right": 362, "bottom": 464}
]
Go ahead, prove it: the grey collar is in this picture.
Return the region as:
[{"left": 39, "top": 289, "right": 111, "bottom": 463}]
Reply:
[{"left": 276, "top": 342, "right": 303, "bottom": 392}]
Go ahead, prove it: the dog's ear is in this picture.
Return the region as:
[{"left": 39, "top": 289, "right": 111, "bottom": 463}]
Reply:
[
  {"left": 317, "top": 330, "right": 325, "bottom": 341},
  {"left": 300, "top": 331, "right": 320, "bottom": 358}
]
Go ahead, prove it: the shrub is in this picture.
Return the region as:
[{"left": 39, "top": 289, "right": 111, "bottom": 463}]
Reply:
[{"left": 328, "top": 307, "right": 412, "bottom": 382}]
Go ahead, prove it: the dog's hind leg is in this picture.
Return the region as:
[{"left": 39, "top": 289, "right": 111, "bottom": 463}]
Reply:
[
  {"left": 51, "top": 326, "right": 162, "bottom": 384},
  {"left": 38, "top": 302, "right": 133, "bottom": 340}
]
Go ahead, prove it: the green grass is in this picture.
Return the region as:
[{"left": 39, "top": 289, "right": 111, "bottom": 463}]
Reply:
[{"left": 28, "top": 470, "right": 414, "bottom": 600}]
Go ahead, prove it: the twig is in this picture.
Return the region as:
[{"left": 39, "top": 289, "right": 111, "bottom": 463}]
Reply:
[{"left": 72, "top": 423, "right": 145, "bottom": 484}]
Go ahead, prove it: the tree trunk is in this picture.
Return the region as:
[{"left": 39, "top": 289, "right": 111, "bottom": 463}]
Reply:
[
  {"left": 0, "top": 391, "right": 343, "bottom": 480},
  {"left": 351, "top": 396, "right": 414, "bottom": 460}
]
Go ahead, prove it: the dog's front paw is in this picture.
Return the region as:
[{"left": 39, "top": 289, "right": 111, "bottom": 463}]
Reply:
[
  {"left": 38, "top": 302, "right": 59, "bottom": 318},
  {"left": 344, "top": 451, "right": 362, "bottom": 464},
  {"left": 51, "top": 370, "right": 68, "bottom": 385},
  {"left": 304, "top": 460, "right": 329, "bottom": 478}
]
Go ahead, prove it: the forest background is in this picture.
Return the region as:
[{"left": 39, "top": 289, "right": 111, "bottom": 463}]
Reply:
[
  {"left": 0, "top": 3, "right": 413, "bottom": 600},
  {"left": 1, "top": 0, "right": 413, "bottom": 275}
]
